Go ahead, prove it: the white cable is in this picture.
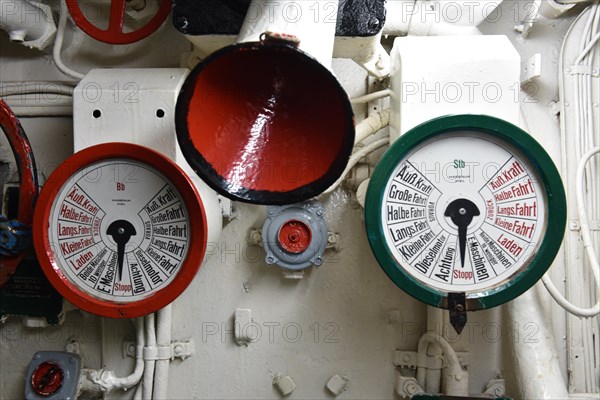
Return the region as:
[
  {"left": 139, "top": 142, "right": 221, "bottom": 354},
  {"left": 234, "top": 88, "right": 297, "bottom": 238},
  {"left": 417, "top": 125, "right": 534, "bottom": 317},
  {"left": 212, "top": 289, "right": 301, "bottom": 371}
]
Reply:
[
  {"left": 557, "top": 0, "right": 596, "bottom": 3},
  {"left": 153, "top": 305, "right": 172, "bottom": 400},
  {"left": 85, "top": 318, "right": 146, "bottom": 393},
  {"left": 416, "top": 333, "right": 466, "bottom": 395},
  {"left": 143, "top": 313, "right": 157, "bottom": 400},
  {"left": 0, "top": 82, "right": 75, "bottom": 97},
  {"left": 542, "top": 275, "right": 599, "bottom": 317},
  {"left": 575, "top": 32, "right": 600, "bottom": 64},
  {"left": 53, "top": 0, "right": 85, "bottom": 80},
  {"left": 354, "top": 110, "right": 391, "bottom": 144},
  {"left": 322, "top": 138, "right": 389, "bottom": 195},
  {"left": 350, "top": 89, "right": 392, "bottom": 105},
  {"left": 542, "top": 149, "right": 600, "bottom": 318},
  {"left": 576, "top": 147, "right": 600, "bottom": 283}
]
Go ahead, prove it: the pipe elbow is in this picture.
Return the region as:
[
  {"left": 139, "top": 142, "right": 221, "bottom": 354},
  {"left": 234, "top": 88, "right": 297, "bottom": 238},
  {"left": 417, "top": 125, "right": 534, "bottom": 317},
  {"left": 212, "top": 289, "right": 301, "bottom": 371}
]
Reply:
[{"left": 0, "top": 0, "right": 56, "bottom": 49}]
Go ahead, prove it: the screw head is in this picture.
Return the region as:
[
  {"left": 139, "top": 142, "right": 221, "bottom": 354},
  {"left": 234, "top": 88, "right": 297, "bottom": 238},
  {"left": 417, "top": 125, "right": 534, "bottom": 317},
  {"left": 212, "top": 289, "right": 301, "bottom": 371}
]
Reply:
[{"left": 368, "top": 17, "right": 380, "bottom": 30}]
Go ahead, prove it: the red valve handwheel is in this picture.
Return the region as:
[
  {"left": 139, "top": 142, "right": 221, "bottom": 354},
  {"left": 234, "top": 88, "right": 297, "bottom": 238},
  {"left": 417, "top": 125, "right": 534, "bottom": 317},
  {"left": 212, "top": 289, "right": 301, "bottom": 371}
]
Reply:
[
  {"left": 0, "top": 99, "right": 39, "bottom": 287},
  {"left": 66, "top": 0, "right": 173, "bottom": 45}
]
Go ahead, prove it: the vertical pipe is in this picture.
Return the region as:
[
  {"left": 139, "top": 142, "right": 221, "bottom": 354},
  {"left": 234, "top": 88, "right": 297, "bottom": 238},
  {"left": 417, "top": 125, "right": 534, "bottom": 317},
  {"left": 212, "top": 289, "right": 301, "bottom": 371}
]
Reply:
[
  {"left": 237, "top": 0, "right": 337, "bottom": 68},
  {"left": 425, "top": 306, "right": 443, "bottom": 394},
  {"left": 153, "top": 305, "right": 173, "bottom": 399},
  {"left": 505, "top": 284, "right": 570, "bottom": 399},
  {"left": 143, "top": 313, "right": 156, "bottom": 400}
]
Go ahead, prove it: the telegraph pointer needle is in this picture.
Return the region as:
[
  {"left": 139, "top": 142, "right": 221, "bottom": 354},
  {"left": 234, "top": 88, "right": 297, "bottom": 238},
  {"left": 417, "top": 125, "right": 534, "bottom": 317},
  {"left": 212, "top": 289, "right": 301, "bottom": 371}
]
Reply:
[
  {"left": 107, "top": 220, "right": 137, "bottom": 281},
  {"left": 444, "top": 199, "right": 480, "bottom": 268}
]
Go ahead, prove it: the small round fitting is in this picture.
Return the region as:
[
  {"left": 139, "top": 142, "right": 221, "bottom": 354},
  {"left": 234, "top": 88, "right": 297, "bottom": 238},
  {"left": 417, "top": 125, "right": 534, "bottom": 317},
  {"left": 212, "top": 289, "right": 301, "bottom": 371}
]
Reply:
[
  {"left": 31, "top": 361, "right": 64, "bottom": 396},
  {"left": 278, "top": 220, "right": 312, "bottom": 254},
  {"left": 262, "top": 202, "right": 328, "bottom": 271}
]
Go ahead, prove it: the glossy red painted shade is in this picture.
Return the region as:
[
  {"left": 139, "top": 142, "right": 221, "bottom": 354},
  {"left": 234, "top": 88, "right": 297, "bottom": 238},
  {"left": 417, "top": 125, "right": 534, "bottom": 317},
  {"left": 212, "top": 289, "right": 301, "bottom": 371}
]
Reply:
[{"left": 184, "top": 46, "right": 352, "bottom": 194}]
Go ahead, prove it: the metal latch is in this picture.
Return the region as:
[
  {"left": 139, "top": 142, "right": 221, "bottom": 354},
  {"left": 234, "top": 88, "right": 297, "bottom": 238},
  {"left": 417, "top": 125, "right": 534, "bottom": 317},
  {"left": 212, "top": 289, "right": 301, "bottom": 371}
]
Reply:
[{"left": 0, "top": 216, "right": 31, "bottom": 256}]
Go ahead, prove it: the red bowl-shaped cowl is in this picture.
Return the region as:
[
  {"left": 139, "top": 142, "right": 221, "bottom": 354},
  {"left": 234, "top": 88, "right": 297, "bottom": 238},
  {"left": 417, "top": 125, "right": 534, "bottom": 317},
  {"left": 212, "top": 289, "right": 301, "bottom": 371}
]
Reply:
[{"left": 176, "top": 41, "right": 355, "bottom": 205}]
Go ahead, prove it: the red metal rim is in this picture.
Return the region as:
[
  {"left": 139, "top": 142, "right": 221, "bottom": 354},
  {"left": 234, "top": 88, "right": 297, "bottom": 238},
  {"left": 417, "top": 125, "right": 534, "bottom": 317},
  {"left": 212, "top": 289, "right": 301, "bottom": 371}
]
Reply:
[
  {"left": 0, "top": 99, "right": 38, "bottom": 286},
  {"left": 66, "top": 0, "right": 172, "bottom": 45},
  {"left": 33, "top": 143, "right": 207, "bottom": 318},
  {"left": 277, "top": 220, "right": 312, "bottom": 254}
]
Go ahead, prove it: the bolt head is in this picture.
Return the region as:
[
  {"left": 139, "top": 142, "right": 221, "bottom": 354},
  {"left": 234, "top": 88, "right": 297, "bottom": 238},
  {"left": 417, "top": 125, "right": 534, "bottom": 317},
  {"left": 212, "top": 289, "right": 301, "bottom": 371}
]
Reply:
[
  {"left": 405, "top": 382, "right": 419, "bottom": 395},
  {"left": 368, "top": 17, "right": 380, "bottom": 30}
]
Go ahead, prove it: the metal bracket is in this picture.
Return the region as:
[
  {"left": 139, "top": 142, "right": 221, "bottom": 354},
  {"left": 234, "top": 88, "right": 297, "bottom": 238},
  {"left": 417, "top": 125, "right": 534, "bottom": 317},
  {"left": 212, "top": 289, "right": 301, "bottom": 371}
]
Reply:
[
  {"left": 170, "top": 340, "right": 194, "bottom": 360},
  {"left": 449, "top": 292, "right": 467, "bottom": 334},
  {"left": 521, "top": 54, "right": 542, "bottom": 85},
  {"left": 569, "top": 219, "right": 600, "bottom": 231},
  {"left": 0, "top": 215, "right": 31, "bottom": 256},
  {"left": 485, "top": 378, "right": 506, "bottom": 397},
  {"left": 395, "top": 374, "right": 424, "bottom": 398},
  {"left": 326, "top": 232, "right": 341, "bottom": 251},
  {"left": 234, "top": 308, "right": 252, "bottom": 346},
  {"left": 248, "top": 229, "right": 341, "bottom": 252},
  {"left": 123, "top": 339, "right": 194, "bottom": 360},
  {"left": 218, "top": 195, "right": 235, "bottom": 220},
  {"left": 394, "top": 350, "right": 470, "bottom": 369},
  {"left": 565, "top": 65, "right": 600, "bottom": 77}
]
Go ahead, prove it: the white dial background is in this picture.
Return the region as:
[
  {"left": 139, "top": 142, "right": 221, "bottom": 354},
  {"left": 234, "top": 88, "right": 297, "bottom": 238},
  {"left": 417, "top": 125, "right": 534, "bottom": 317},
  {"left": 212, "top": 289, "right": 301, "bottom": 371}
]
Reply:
[
  {"left": 48, "top": 159, "right": 191, "bottom": 302},
  {"left": 381, "top": 132, "right": 547, "bottom": 294}
]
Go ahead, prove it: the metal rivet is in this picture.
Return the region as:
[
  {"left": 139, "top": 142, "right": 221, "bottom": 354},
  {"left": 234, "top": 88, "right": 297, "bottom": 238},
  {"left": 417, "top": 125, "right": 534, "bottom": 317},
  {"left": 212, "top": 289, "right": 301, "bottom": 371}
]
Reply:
[{"left": 368, "top": 17, "right": 380, "bottom": 30}]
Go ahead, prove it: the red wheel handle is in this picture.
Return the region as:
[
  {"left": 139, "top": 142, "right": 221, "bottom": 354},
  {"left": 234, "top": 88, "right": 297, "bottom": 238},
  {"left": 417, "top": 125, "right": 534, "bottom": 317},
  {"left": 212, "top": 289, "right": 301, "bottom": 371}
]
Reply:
[
  {"left": 0, "top": 99, "right": 38, "bottom": 287},
  {"left": 66, "top": 0, "right": 173, "bottom": 45}
]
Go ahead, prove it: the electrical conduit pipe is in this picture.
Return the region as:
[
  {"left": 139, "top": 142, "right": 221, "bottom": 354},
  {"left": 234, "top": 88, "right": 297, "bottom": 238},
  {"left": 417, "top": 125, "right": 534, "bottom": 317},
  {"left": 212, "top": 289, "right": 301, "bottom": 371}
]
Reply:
[
  {"left": 152, "top": 305, "right": 173, "bottom": 399},
  {"left": 143, "top": 313, "right": 156, "bottom": 399},
  {"left": 503, "top": 285, "right": 570, "bottom": 399},
  {"left": 383, "top": 0, "right": 505, "bottom": 36},
  {"left": 416, "top": 332, "right": 468, "bottom": 396},
  {"left": 82, "top": 317, "right": 145, "bottom": 394}
]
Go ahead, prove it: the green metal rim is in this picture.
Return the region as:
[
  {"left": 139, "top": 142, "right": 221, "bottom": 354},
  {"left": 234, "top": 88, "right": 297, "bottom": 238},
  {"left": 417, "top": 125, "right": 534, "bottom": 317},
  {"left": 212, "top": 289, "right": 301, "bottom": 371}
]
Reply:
[{"left": 365, "top": 114, "right": 567, "bottom": 310}]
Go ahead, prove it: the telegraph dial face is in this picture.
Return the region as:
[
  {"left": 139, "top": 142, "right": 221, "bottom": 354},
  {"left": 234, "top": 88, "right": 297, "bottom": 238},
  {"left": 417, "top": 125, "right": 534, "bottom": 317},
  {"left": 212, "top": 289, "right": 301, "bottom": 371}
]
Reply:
[
  {"left": 365, "top": 115, "right": 566, "bottom": 310},
  {"left": 34, "top": 143, "right": 207, "bottom": 318}
]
